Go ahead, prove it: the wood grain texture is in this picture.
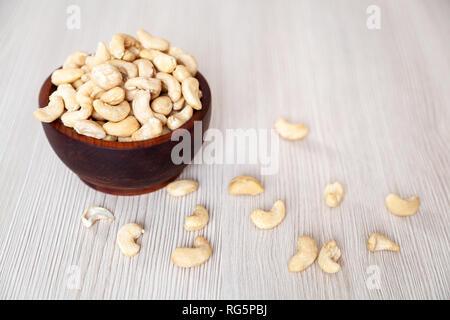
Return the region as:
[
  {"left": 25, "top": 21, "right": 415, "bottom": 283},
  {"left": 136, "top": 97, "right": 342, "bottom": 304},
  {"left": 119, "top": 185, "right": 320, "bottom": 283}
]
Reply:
[{"left": 0, "top": 0, "right": 449, "bottom": 299}]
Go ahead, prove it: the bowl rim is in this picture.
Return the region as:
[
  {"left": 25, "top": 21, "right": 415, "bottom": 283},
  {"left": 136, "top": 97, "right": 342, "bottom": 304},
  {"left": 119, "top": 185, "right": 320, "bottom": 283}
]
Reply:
[{"left": 39, "top": 70, "right": 211, "bottom": 150}]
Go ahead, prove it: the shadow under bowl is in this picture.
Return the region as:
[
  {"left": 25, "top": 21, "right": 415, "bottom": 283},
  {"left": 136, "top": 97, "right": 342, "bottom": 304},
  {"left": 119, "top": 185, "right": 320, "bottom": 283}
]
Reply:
[{"left": 38, "top": 72, "right": 211, "bottom": 196}]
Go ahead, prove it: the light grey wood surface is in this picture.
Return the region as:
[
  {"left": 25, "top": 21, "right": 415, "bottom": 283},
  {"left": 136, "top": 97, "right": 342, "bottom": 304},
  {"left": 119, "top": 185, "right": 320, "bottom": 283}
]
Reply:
[{"left": 0, "top": 0, "right": 449, "bottom": 300}]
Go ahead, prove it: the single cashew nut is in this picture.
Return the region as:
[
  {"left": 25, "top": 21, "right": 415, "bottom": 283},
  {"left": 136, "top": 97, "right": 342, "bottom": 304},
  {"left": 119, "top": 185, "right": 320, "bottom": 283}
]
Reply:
[
  {"left": 184, "top": 205, "right": 209, "bottom": 231},
  {"left": 85, "top": 42, "right": 111, "bottom": 69},
  {"left": 33, "top": 95, "right": 64, "bottom": 122},
  {"left": 91, "top": 63, "right": 123, "bottom": 90},
  {"left": 156, "top": 72, "right": 181, "bottom": 102},
  {"left": 181, "top": 77, "right": 202, "bottom": 110},
  {"left": 131, "top": 117, "right": 163, "bottom": 141},
  {"left": 103, "top": 116, "right": 140, "bottom": 137},
  {"left": 274, "top": 117, "right": 308, "bottom": 140},
  {"left": 108, "top": 59, "right": 138, "bottom": 80},
  {"left": 61, "top": 102, "right": 93, "bottom": 128},
  {"left": 93, "top": 99, "right": 130, "bottom": 122},
  {"left": 132, "top": 90, "right": 153, "bottom": 125},
  {"left": 151, "top": 96, "right": 173, "bottom": 116},
  {"left": 81, "top": 206, "right": 114, "bottom": 228},
  {"left": 318, "top": 240, "right": 341, "bottom": 274},
  {"left": 228, "top": 175, "right": 264, "bottom": 195},
  {"left": 367, "top": 232, "right": 400, "bottom": 252},
  {"left": 109, "top": 34, "right": 126, "bottom": 59},
  {"left": 137, "top": 29, "right": 170, "bottom": 51},
  {"left": 167, "top": 105, "right": 193, "bottom": 130},
  {"left": 116, "top": 223, "right": 144, "bottom": 257},
  {"left": 153, "top": 112, "right": 168, "bottom": 125},
  {"left": 74, "top": 119, "right": 106, "bottom": 139},
  {"left": 168, "top": 47, "right": 198, "bottom": 75},
  {"left": 124, "top": 77, "right": 162, "bottom": 98},
  {"left": 171, "top": 236, "right": 212, "bottom": 268},
  {"left": 76, "top": 80, "right": 105, "bottom": 105},
  {"left": 173, "top": 97, "right": 185, "bottom": 111},
  {"left": 100, "top": 87, "right": 125, "bottom": 105},
  {"left": 51, "top": 68, "right": 84, "bottom": 86},
  {"left": 72, "top": 79, "right": 84, "bottom": 90},
  {"left": 385, "top": 194, "right": 420, "bottom": 217},
  {"left": 324, "top": 182, "right": 344, "bottom": 208},
  {"left": 51, "top": 84, "right": 79, "bottom": 111},
  {"left": 173, "top": 65, "right": 192, "bottom": 83},
  {"left": 133, "top": 58, "right": 155, "bottom": 78},
  {"left": 63, "top": 51, "right": 88, "bottom": 69},
  {"left": 140, "top": 48, "right": 177, "bottom": 73},
  {"left": 288, "top": 236, "right": 319, "bottom": 272},
  {"left": 166, "top": 179, "right": 198, "bottom": 197},
  {"left": 250, "top": 199, "right": 286, "bottom": 230}
]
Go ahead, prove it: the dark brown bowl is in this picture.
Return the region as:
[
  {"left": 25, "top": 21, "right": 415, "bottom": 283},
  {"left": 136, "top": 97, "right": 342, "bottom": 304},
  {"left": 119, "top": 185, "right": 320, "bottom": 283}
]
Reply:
[{"left": 38, "top": 72, "right": 211, "bottom": 196}]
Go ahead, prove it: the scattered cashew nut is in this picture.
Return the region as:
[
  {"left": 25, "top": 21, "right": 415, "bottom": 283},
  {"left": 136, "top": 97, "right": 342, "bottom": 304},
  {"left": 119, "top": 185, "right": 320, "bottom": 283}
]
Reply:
[
  {"left": 324, "top": 182, "right": 344, "bottom": 208},
  {"left": 385, "top": 193, "right": 420, "bottom": 217},
  {"left": 140, "top": 48, "right": 177, "bottom": 73},
  {"left": 184, "top": 205, "right": 209, "bottom": 231},
  {"left": 166, "top": 179, "right": 198, "bottom": 197},
  {"left": 91, "top": 63, "right": 123, "bottom": 90},
  {"left": 103, "top": 115, "right": 140, "bottom": 137},
  {"left": 137, "top": 29, "right": 170, "bottom": 51},
  {"left": 156, "top": 72, "right": 181, "bottom": 102},
  {"left": 93, "top": 99, "right": 130, "bottom": 122},
  {"left": 116, "top": 223, "right": 145, "bottom": 257},
  {"left": 274, "top": 117, "right": 309, "bottom": 140},
  {"left": 171, "top": 236, "right": 212, "bottom": 268},
  {"left": 74, "top": 119, "right": 106, "bottom": 139},
  {"left": 367, "top": 232, "right": 400, "bottom": 252},
  {"left": 250, "top": 199, "right": 286, "bottom": 230},
  {"left": 168, "top": 47, "right": 198, "bottom": 75},
  {"left": 173, "top": 65, "right": 192, "bottom": 83},
  {"left": 131, "top": 117, "right": 163, "bottom": 141},
  {"left": 33, "top": 95, "right": 65, "bottom": 123},
  {"left": 228, "top": 175, "right": 264, "bottom": 195},
  {"left": 133, "top": 58, "right": 155, "bottom": 78},
  {"left": 60, "top": 102, "right": 93, "bottom": 128},
  {"left": 167, "top": 105, "right": 193, "bottom": 130},
  {"left": 288, "top": 236, "right": 318, "bottom": 272},
  {"left": 318, "top": 240, "right": 341, "bottom": 274},
  {"left": 100, "top": 87, "right": 125, "bottom": 105},
  {"left": 151, "top": 96, "right": 173, "bottom": 116},
  {"left": 132, "top": 90, "right": 153, "bottom": 124},
  {"left": 51, "top": 68, "right": 84, "bottom": 86},
  {"left": 51, "top": 84, "right": 79, "bottom": 111},
  {"left": 81, "top": 206, "right": 114, "bottom": 228}
]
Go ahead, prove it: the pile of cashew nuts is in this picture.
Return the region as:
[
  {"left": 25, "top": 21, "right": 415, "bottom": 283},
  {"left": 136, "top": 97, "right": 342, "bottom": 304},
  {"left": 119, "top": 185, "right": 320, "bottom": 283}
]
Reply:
[{"left": 34, "top": 30, "right": 202, "bottom": 142}]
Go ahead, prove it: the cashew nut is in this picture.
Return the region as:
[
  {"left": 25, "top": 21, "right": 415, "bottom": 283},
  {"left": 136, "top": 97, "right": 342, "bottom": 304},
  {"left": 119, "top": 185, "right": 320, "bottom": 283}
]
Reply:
[
  {"left": 367, "top": 232, "right": 400, "bottom": 252},
  {"left": 124, "top": 77, "right": 162, "bottom": 98},
  {"left": 228, "top": 175, "right": 264, "bottom": 195},
  {"left": 81, "top": 206, "right": 114, "bottom": 228},
  {"left": 74, "top": 119, "right": 106, "bottom": 139},
  {"left": 116, "top": 223, "right": 144, "bottom": 257},
  {"left": 167, "top": 105, "right": 193, "bottom": 130},
  {"left": 133, "top": 58, "right": 155, "bottom": 78},
  {"left": 385, "top": 194, "right": 420, "bottom": 217},
  {"left": 33, "top": 95, "right": 64, "bottom": 122},
  {"left": 153, "top": 112, "right": 168, "bottom": 125},
  {"left": 140, "top": 48, "right": 177, "bottom": 73},
  {"left": 250, "top": 200, "right": 286, "bottom": 230},
  {"left": 288, "top": 236, "right": 318, "bottom": 272},
  {"left": 324, "top": 182, "right": 344, "bottom": 208},
  {"left": 72, "top": 79, "right": 84, "bottom": 90},
  {"left": 166, "top": 179, "right": 198, "bottom": 197},
  {"left": 51, "top": 84, "right": 79, "bottom": 111},
  {"left": 151, "top": 96, "right": 173, "bottom": 116},
  {"left": 274, "top": 117, "right": 309, "bottom": 140},
  {"left": 181, "top": 77, "right": 202, "bottom": 110},
  {"left": 108, "top": 59, "right": 138, "bottom": 80},
  {"left": 137, "top": 29, "right": 170, "bottom": 51},
  {"left": 184, "top": 205, "right": 209, "bottom": 231},
  {"left": 118, "top": 136, "right": 133, "bottom": 142},
  {"left": 109, "top": 33, "right": 126, "bottom": 59},
  {"left": 63, "top": 51, "right": 88, "bottom": 69},
  {"left": 131, "top": 117, "right": 163, "bottom": 141},
  {"left": 76, "top": 80, "right": 105, "bottom": 105},
  {"left": 156, "top": 72, "right": 181, "bottom": 102},
  {"left": 173, "top": 97, "right": 185, "bottom": 111},
  {"left": 172, "top": 65, "right": 192, "bottom": 83},
  {"left": 85, "top": 42, "right": 111, "bottom": 69},
  {"left": 100, "top": 87, "right": 125, "bottom": 105},
  {"left": 93, "top": 99, "right": 130, "bottom": 122},
  {"left": 318, "top": 240, "right": 341, "bottom": 274},
  {"left": 61, "top": 102, "right": 93, "bottom": 127},
  {"left": 103, "top": 134, "right": 118, "bottom": 142},
  {"left": 51, "top": 68, "right": 84, "bottom": 86},
  {"left": 103, "top": 116, "right": 140, "bottom": 137},
  {"left": 168, "top": 47, "right": 198, "bottom": 75},
  {"left": 91, "top": 63, "right": 123, "bottom": 90},
  {"left": 132, "top": 90, "right": 153, "bottom": 124},
  {"left": 171, "top": 236, "right": 212, "bottom": 268}
]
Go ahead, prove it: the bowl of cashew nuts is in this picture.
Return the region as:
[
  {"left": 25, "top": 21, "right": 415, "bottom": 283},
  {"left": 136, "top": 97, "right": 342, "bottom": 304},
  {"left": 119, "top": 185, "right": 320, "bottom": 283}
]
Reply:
[{"left": 35, "top": 30, "right": 211, "bottom": 195}]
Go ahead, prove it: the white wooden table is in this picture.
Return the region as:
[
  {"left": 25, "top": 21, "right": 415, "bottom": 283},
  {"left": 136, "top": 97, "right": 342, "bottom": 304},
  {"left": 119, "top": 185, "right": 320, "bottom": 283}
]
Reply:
[{"left": 0, "top": 0, "right": 449, "bottom": 300}]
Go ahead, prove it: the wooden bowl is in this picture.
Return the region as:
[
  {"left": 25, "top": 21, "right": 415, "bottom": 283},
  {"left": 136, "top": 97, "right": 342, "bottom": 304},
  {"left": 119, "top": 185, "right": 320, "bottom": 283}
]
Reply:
[{"left": 38, "top": 72, "right": 211, "bottom": 196}]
